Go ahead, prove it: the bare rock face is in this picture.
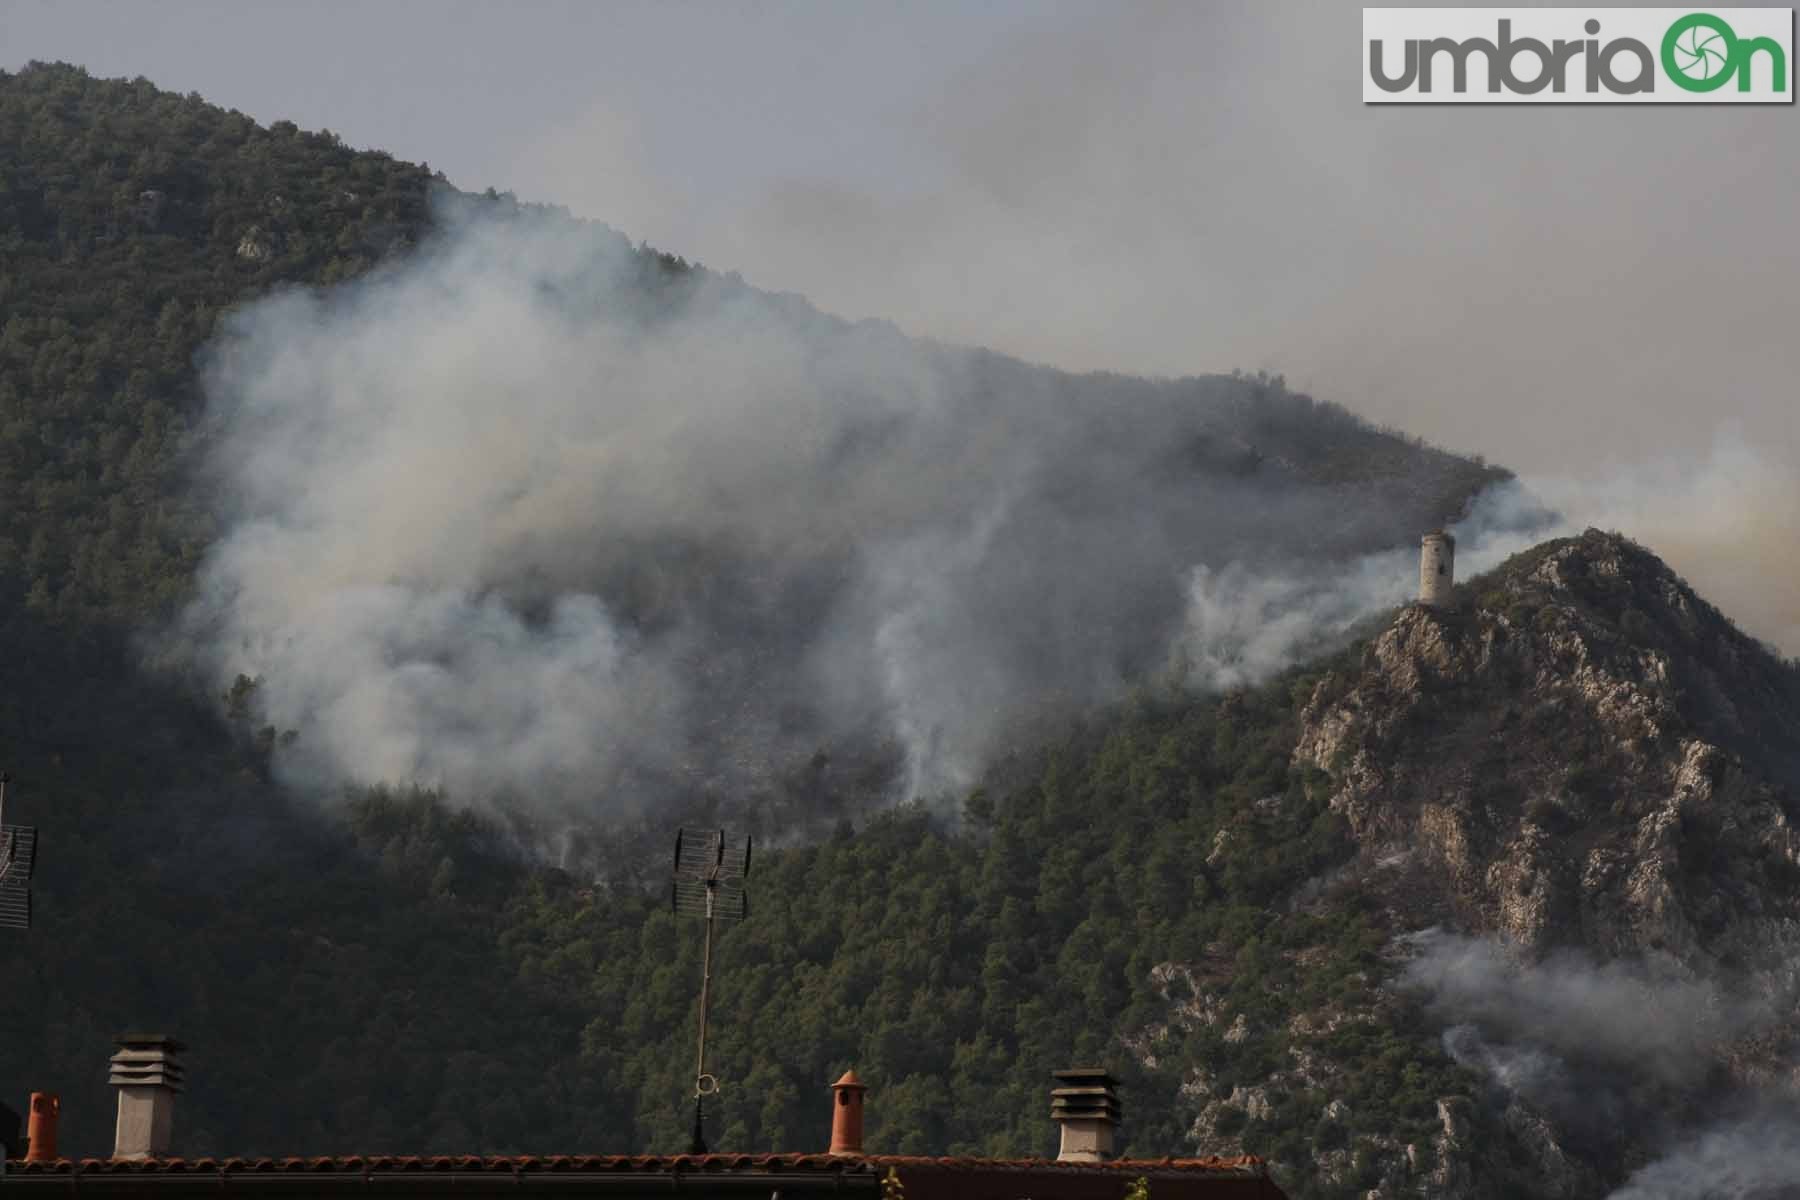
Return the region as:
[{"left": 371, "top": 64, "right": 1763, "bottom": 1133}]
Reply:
[
  {"left": 1273, "top": 530, "right": 1800, "bottom": 1195},
  {"left": 1296, "top": 531, "right": 1800, "bottom": 967},
  {"left": 236, "top": 225, "right": 280, "bottom": 262},
  {"left": 1431, "top": 1097, "right": 1475, "bottom": 1193},
  {"left": 1128, "top": 532, "right": 1800, "bottom": 1198},
  {"left": 1501, "top": 1102, "right": 1595, "bottom": 1199}
]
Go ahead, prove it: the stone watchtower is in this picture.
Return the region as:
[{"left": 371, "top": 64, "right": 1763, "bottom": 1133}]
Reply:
[{"left": 1419, "top": 530, "right": 1455, "bottom": 608}]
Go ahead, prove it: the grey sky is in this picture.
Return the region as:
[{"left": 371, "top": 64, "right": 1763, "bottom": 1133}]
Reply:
[{"left": 7, "top": 0, "right": 1800, "bottom": 645}]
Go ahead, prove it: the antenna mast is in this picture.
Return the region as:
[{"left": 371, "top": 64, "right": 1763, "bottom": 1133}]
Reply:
[
  {"left": 0, "top": 773, "right": 38, "bottom": 932},
  {"left": 670, "top": 827, "right": 751, "bottom": 1154}
]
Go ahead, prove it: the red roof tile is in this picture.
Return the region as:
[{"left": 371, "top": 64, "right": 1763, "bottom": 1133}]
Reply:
[
  {"left": 2, "top": 1154, "right": 1287, "bottom": 1200},
  {"left": 866, "top": 1155, "right": 1266, "bottom": 1171},
  {"left": 5, "top": 1152, "right": 1267, "bottom": 1177}
]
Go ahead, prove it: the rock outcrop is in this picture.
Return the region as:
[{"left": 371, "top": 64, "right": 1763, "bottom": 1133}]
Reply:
[
  {"left": 1149, "top": 531, "right": 1800, "bottom": 1197},
  {"left": 1296, "top": 530, "right": 1800, "bottom": 971}
]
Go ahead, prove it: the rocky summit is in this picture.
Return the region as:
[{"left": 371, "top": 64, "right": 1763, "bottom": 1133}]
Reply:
[
  {"left": 1172, "top": 529, "right": 1800, "bottom": 1196},
  {"left": 1301, "top": 529, "right": 1800, "bottom": 966}
]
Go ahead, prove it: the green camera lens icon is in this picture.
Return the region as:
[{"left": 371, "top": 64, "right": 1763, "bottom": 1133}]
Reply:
[
  {"left": 1664, "top": 13, "right": 1738, "bottom": 90},
  {"left": 1662, "top": 12, "right": 1788, "bottom": 93}
]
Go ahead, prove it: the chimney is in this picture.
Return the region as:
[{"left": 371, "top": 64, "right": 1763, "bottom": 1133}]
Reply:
[
  {"left": 1050, "top": 1068, "right": 1119, "bottom": 1162},
  {"left": 24, "top": 1093, "right": 58, "bottom": 1162},
  {"left": 1419, "top": 530, "right": 1455, "bottom": 608},
  {"left": 109, "top": 1035, "right": 185, "bottom": 1160},
  {"left": 828, "top": 1070, "right": 866, "bottom": 1155}
]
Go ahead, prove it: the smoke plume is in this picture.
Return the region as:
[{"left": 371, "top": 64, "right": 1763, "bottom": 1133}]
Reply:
[
  {"left": 1171, "top": 484, "right": 1547, "bottom": 691},
  {"left": 1608, "top": 1111, "right": 1800, "bottom": 1200},
  {"left": 1402, "top": 930, "right": 1800, "bottom": 1192},
  {"left": 510, "top": 3, "right": 1800, "bottom": 661},
  {"left": 169, "top": 192, "right": 1790, "bottom": 832},
  {"left": 1520, "top": 436, "right": 1800, "bottom": 655},
  {"left": 1402, "top": 930, "right": 1767, "bottom": 1087},
  {"left": 168, "top": 200, "right": 1505, "bottom": 819}
]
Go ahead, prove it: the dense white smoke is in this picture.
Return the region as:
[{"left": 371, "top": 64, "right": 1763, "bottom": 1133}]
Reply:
[
  {"left": 169, "top": 202, "right": 1497, "bottom": 818},
  {"left": 1175, "top": 547, "right": 1421, "bottom": 690},
  {"left": 1402, "top": 931, "right": 1800, "bottom": 1196},
  {"left": 1402, "top": 931, "right": 1766, "bottom": 1087},
  {"left": 1171, "top": 484, "right": 1546, "bottom": 691},
  {"left": 1217, "top": 437, "right": 1800, "bottom": 688},
  {"left": 1170, "top": 437, "right": 1800, "bottom": 703},
  {"left": 1608, "top": 1112, "right": 1800, "bottom": 1200},
  {"left": 512, "top": 3, "right": 1800, "bottom": 664},
  {"left": 169, "top": 194, "right": 1795, "bottom": 829},
  {"left": 1520, "top": 436, "right": 1800, "bottom": 655}
]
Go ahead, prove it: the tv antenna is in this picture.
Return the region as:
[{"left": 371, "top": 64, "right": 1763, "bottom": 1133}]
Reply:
[
  {"left": 0, "top": 774, "right": 38, "bottom": 932},
  {"left": 671, "top": 826, "right": 750, "bottom": 1155}
]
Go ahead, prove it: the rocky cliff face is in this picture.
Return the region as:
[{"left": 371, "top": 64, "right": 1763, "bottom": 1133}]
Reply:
[
  {"left": 1162, "top": 531, "right": 1800, "bottom": 1198},
  {"left": 1298, "top": 530, "right": 1800, "bottom": 968}
]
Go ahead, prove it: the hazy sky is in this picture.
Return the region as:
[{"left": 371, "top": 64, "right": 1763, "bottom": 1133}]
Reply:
[{"left": 7, "top": 0, "right": 1800, "bottom": 640}]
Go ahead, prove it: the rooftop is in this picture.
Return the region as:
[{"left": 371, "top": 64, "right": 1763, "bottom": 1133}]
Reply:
[
  {"left": 5, "top": 1041, "right": 1286, "bottom": 1198},
  {"left": 2, "top": 1153, "right": 1284, "bottom": 1198}
]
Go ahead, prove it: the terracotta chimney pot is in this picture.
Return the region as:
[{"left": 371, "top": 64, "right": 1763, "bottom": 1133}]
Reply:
[
  {"left": 828, "top": 1069, "right": 866, "bottom": 1155},
  {"left": 24, "top": 1093, "right": 58, "bottom": 1162}
]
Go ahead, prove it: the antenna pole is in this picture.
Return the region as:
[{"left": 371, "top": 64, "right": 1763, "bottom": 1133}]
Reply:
[
  {"left": 696, "top": 894, "right": 715, "bottom": 1084},
  {"left": 671, "top": 825, "right": 747, "bottom": 1155},
  {"left": 690, "top": 884, "right": 716, "bottom": 1154}
]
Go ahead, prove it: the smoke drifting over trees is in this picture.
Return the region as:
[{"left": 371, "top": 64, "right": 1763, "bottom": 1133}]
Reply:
[
  {"left": 1403, "top": 930, "right": 1800, "bottom": 1197},
  {"left": 168, "top": 202, "right": 1509, "bottom": 818},
  {"left": 8, "top": 61, "right": 1800, "bottom": 1194}
]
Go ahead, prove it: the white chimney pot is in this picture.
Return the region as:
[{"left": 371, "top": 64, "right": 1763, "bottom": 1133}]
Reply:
[
  {"left": 1050, "top": 1068, "right": 1120, "bottom": 1163},
  {"left": 109, "top": 1035, "right": 185, "bottom": 1160}
]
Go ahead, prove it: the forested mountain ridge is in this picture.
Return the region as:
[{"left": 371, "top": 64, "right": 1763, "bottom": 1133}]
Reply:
[
  {"left": 0, "top": 60, "right": 1496, "bottom": 635},
  {"left": 0, "top": 61, "right": 681, "bottom": 630},
  {"left": 0, "top": 61, "right": 1504, "bottom": 833},
  {"left": 13, "top": 527, "right": 1795, "bottom": 1200},
  {"left": 6, "top": 61, "right": 1791, "bottom": 1200}
]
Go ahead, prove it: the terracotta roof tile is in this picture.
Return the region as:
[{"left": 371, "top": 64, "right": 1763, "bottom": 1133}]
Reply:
[
  {"left": 4, "top": 1153, "right": 880, "bottom": 1176},
  {"left": 863, "top": 1155, "right": 1268, "bottom": 1176},
  {"left": 4, "top": 1152, "right": 1266, "bottom": 1177}
]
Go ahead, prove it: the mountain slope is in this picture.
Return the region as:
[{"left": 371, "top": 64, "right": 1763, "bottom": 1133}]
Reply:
[
  {"left": 1299, "top": 528, "right": 1800, "bottom": 963},
  {"left": 0, "top": 60, "right": 1501, "bottom": 1163},
  {"left": 1262, "top": 531, "right": 1800, "bottom": 1194},
  {"left": 495, "top": 531, "right": 1800, "bottom": 1198},
  {"left": 11, "top": 528, "right": 1797, "bottom": 1200},
  {"left": 8, "top": 61, "right": 1795, "bottom": 1200},
  {"left": 0, "top": 61, "right": 1506, "bottom": 830}
]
